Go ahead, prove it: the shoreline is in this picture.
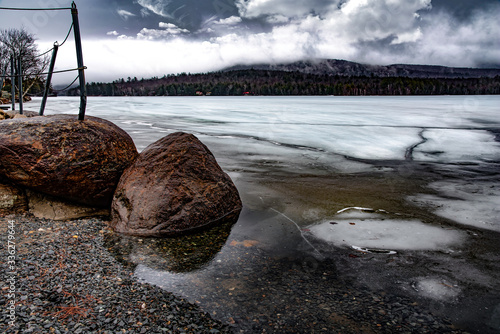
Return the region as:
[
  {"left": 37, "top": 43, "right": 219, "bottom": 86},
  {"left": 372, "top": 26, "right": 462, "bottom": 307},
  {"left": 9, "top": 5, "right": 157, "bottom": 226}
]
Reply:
[
  {"left": 1, "top": 213, "right": 471, "bottom": 333},
  {"left": 0, "top": 214, "right": 232, "bottom": 334}
]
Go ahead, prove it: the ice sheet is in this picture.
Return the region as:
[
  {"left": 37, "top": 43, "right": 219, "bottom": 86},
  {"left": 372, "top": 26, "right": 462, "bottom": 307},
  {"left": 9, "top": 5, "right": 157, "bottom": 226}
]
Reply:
[
  {"left": 409, "top": 181, "right": 500, "bottom": 232},
  {"left": 413, "top": 277, "right": 461, "bottom": 301},
  {"left": 33, "top": 95, "right": 500, "bottom": 163},
  {"left": 308, "top": 210, "right": 465, "bottom": 251},
  {"left": 413, "top": 129, "right": 500, "bottom": 163}
]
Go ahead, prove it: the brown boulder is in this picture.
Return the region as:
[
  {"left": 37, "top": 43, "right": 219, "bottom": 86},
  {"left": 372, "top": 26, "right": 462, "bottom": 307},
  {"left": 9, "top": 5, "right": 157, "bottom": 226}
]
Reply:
[
  {"left": 111, "top": 132, "right": 242, "bottom": 236},
  {"left": 0, "top": 114, "right": 138, "bottom": 207},
  {"left": 6, "top": 110, "right": 38, "bottom": 118}
]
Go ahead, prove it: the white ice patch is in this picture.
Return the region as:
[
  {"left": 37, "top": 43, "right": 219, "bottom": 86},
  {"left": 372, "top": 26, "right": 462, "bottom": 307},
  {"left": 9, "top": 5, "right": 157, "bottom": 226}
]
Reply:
[
  {"left": 409, "top": 181, "right": 500, "bottom": 232},
  {"left": 308, "top": 209, "right": 464, "bottom": 251},
  {"left": 413, "top": 277, "right": 460, "bottom": 301},
  {"left": 414, "top": 129, "right": 500, "bottom": 163}
]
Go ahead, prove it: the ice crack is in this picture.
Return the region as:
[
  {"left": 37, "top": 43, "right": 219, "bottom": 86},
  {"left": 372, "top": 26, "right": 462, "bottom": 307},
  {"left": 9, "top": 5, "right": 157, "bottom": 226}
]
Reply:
[{"left": 405, "top": 129, "right": 428, "bottom": 161}]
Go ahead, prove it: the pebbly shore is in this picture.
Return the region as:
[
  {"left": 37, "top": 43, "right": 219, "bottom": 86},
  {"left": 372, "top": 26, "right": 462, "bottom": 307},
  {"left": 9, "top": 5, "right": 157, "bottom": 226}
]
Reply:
[{"left": 0, "top": 215, "right": 231, "bottom": 334}]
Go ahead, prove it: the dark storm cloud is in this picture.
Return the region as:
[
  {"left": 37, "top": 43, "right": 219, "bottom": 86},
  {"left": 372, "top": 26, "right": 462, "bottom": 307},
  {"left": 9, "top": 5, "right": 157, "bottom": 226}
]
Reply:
[{"left": 431, "top": 0, "right": 500, "bottom": 21}]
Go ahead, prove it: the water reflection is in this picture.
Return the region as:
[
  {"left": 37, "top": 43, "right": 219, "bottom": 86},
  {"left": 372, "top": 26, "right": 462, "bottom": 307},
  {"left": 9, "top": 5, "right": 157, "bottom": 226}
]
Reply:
[{"left": 104, "top": 218, "right": 236, "bottom": 273}]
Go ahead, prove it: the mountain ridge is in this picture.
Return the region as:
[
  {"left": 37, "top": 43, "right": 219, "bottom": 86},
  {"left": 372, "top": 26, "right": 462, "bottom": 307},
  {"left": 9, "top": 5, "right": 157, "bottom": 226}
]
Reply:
[
  {"left": 66, "top": 59, "right": 500, "bottom": 96},
  {"left": 224, "top": 59, "right": 500, "bottom": 79}
]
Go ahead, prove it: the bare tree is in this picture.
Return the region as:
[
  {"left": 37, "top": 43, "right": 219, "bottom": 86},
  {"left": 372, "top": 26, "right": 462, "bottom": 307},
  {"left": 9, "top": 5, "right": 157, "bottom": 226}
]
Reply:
[
  {"left": 0, "top": 28, "right": 49, "bottom": 99},
  {"left": 0, "top": 41, "right": 9, "bottom": 93}
]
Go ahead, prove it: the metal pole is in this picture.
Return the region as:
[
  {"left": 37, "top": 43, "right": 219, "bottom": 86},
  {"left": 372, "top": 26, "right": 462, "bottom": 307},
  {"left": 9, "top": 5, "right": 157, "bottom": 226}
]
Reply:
[
  {"left": 0, "top": 68, "right": 5, "bottom": 94},
  {"left": 18, "top": 56, "right": 23, "bottom": 114},
  {"left": 40, "top": 42, "right": 59, "bottom": 116},
  {"left": 71, "top": 2, "right": 86, "bottom": 120},
  {"left": 10, "top": 56, "right": 15, "bottom": 111}
]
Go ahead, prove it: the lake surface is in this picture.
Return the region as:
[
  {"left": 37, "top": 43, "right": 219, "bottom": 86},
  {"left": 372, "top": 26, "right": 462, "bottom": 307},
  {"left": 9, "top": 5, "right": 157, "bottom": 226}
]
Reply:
[{"left": 32, "top": 95, "right": 500, "bottom": 332}]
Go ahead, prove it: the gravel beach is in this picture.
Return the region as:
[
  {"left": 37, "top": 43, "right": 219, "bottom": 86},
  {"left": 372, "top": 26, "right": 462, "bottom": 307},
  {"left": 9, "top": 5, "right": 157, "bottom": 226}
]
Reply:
[
  {"left": 0, "top": 215, "right": 231, "bottom": 334},
  {"left": 1, "top": 214, "right": 473, "bottom": 333}
]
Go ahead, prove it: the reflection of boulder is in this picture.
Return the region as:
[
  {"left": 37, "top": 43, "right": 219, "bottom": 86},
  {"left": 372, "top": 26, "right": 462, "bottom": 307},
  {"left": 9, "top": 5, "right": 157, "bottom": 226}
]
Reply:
[
  {"left": 0, "top": 115, "right": 138, "bottom": 208},
  {"left": 111, "top": 132, "right": 242, "bottom": 236},
  {"left": 104, "top": 218, "right": 235, "bottom": 273}
]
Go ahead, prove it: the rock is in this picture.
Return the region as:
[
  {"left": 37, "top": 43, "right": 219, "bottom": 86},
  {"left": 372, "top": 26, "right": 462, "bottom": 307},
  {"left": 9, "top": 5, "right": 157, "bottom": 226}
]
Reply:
[
  {"left": 26, "top": 190, "right": 109, "bottom": 221},
  {"left": 0, "top": 109, "right": 13, "bottom": 120},
  {"left": 111, "top": 132, "right": 242, "bottom": 237},
  {"left": 0, "top": 180, "right": 27, "bottom": 215},
  {"left": 6, "top": 110, "right": 38, "bottom": 118},
  {"left": 0, "top": 114, "right": 138, "bottom": 208}
]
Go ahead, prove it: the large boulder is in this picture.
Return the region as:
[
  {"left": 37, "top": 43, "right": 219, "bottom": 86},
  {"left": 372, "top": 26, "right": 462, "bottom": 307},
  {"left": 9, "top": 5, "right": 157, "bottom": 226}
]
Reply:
[
  {"left": 0, "top": 114, "right": 138, "bottom": 208},
  {"left": 111, "top": 132, "right": 242, "bottom": 237}
]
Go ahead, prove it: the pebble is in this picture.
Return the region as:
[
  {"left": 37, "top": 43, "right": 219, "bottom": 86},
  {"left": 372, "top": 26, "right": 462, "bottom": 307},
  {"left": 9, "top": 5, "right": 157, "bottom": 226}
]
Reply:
[{"left": 0, "top": 215, "right": 231, "bottom": 333}]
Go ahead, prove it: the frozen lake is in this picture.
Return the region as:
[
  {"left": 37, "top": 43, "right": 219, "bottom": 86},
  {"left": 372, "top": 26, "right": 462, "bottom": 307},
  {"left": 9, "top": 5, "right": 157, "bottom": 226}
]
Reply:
[{"left": 31, "top": 95, "right": 500, "bottom": 332}]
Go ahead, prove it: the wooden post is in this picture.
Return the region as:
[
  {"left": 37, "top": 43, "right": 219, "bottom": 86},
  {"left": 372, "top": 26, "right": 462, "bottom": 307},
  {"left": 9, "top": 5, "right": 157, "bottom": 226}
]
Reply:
[
  {"left": 39, "top": 43, "right": 59, "bottom": 116},
  {"left": 71, "top": 1, "right": 86, "bottom": 120}
]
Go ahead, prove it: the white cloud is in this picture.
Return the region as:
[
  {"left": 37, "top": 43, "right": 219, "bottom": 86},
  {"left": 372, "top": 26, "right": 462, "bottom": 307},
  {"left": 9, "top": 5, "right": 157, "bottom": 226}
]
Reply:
[
  {"left": 117, "top": 9, "right": 136, "bottom": 20},
  {"left": 107, "top": 31, "right": 119, "bottom": 36},
  {"left": 140, "top": 8, "right": 151, "bottom": 17},
  {"left": 411, "top": 8, "right": 500, "bottom": 67},
  {"left": 136, "top": 22, "right": 189, "bottom": 40},
  {"left": 266, "top": 14, "right": 289, "bottom": 24},
  {"left": 390, "top": 27, "right": 422, "bottom": 45},
  {"left": 212, "top": 16, "right": 243, "bottom": 25},
  {"left": 136, "top": 0, "right": 173, "bottom": 19}
]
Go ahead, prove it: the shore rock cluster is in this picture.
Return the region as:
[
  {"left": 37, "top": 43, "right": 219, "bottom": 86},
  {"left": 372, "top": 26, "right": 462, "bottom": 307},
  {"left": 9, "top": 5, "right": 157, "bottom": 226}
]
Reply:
[{"left": 0, "top": 113, "right": 241, "bottom": 236}]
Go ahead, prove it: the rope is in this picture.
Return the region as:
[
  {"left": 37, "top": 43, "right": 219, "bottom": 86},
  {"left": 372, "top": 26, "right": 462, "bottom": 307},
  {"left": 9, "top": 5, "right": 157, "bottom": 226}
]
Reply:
[
  {"left": 0, "top": 66, "right": 86, "bottom": 78},
  {"left": 35, "top": 23, "right": 74, "bottom": 58},
  {"left": 0, "top": 7, "right": 71, "bottom": 11},
  {"left": 35, "top": 47, "right": 54, "bottom": 58},
  {"left": 59, "top": 23, "right": 74, "bottom": 47},
  {"left": 53, "top": 75, "right": 80, "bottom": 92}
]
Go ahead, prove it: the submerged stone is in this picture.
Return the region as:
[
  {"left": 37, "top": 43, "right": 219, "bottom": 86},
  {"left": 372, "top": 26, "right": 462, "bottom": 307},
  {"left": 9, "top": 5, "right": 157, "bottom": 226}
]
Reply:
[{"left": 111, "top": 132, "right": 242, "bottom": 237}]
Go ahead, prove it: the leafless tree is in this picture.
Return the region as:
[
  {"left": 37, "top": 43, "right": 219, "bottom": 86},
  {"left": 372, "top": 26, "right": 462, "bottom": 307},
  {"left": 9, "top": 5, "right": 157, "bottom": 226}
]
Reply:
[{"left": 0, "top": 28, "right": 49, "bottom": 99}]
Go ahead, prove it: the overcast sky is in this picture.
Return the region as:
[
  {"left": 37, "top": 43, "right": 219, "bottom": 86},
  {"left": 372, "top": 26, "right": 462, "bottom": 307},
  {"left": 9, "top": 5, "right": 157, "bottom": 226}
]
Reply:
[{"left": 1, "top": 0, "right": 499, "bottom": 85}]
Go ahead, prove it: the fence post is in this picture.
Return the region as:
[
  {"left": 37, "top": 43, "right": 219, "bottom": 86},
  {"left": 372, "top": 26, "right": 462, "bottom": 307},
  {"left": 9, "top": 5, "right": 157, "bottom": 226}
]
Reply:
[
  {"left": 10, "top": 56, "right": 15, "bottom": 111},
  {"left": 39, "top": 42, "right": 59, "bottom": 116},
  {"left": 0, "top": 69, "right": 5, "bottom": 95},
  {"left": 18, "top": 57, "right": 23, "bottom": 114},
  {"left": 71, "top": 1, "right": 86, "bottom": 121}
]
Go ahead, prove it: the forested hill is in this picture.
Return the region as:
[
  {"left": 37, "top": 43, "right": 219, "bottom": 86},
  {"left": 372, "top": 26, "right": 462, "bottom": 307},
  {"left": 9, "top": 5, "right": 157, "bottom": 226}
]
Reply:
[
  {"left": 225, "top": 59, "right": 500, "bottom": 79},
  {"left": 68, "top": 62, "right": 500, "bottom": 97}
]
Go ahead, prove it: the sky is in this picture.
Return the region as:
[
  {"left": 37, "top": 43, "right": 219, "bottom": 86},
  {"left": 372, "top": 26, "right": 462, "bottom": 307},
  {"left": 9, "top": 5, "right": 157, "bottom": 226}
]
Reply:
[{"left": 1, "top": 0, "right": 499, "bottom": 85}]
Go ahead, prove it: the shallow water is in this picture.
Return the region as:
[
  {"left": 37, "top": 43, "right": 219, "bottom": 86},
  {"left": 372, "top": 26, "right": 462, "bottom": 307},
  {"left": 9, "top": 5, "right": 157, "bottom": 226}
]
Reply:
[{"left": 31, "top": 95, "right": 500, "bottom": 332}]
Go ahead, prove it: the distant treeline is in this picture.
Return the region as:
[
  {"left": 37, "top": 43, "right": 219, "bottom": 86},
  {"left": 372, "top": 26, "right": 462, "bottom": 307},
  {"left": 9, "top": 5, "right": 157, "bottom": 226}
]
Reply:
[{"left": 68, "top": 69, "right": 500, "bottom": 96}]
